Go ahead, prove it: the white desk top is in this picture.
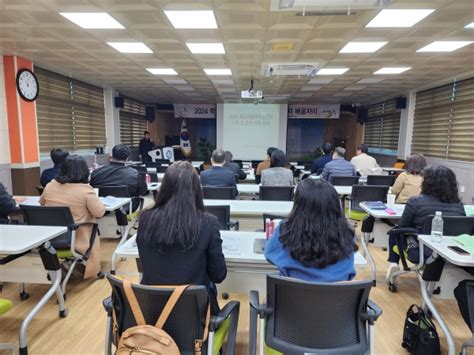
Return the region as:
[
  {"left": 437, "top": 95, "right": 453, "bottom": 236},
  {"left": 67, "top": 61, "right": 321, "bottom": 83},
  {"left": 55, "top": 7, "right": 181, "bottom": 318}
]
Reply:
[
  {"left": 359, "top": 202, "right": 405, "bottom": 219},
  {"left": 419, "top": 235, "right": 474, "bottom": 267},
  {"left": 16, "top": 195, "right": 130, "bottom": 212},
  {"left": 115, "top": 231, "right": 367, "bottom": 266},
  {"left": 204, "top": 199, "right": 293, "bottom": 216},
  {"left": 0, "top": 225, "right": 67, "bottom": 254}
]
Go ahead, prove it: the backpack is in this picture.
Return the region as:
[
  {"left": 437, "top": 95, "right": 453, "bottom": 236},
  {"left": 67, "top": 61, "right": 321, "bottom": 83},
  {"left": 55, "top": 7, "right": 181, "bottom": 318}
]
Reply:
[
  {"left": 115, "top": 279, "right": 210, "bottom": 355},
  {"left": 401, "top": 304, "right": 440, "bottom": 355}
]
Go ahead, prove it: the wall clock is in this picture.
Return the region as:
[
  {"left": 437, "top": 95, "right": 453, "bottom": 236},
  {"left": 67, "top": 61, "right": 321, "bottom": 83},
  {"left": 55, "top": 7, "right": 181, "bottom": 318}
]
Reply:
[{"left": 16, "top": 68, "right": 39, "bottom": 102}]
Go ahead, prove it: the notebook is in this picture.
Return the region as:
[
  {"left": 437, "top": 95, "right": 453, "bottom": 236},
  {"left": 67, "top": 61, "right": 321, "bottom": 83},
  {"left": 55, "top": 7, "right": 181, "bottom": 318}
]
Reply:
[
  {"left": 365, "top": 201, "right": 387, "bottom": 210},
  {"left": 453, "top": 234, "right": 474, "bottom": 254}
]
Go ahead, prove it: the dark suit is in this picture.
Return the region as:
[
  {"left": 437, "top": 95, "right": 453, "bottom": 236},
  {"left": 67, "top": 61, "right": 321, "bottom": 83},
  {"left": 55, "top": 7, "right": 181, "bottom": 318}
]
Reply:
[
  {"left": 200, "top": 166, "right": 237, "bottom": 190},
  {"left": 40, "top": 164, "right": 61, "bottom": 187},
  {"left": 137, "top": 212, "right": 226, "bottom": 314},
  {"left": 138, "top": 138, "right": 154, "bottom": 162},
  {"left": 224, "top": 161, "right": 247, "bottom": 181},
  {"left": 0, "top": 183, "right": 17, "bottom": 221}
]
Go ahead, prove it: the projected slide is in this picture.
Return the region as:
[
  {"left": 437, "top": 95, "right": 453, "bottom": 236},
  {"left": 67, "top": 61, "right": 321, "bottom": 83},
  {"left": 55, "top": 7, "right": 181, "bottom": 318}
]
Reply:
[{"left": 221, "top": 104, "right": 282, "bottom": 160}]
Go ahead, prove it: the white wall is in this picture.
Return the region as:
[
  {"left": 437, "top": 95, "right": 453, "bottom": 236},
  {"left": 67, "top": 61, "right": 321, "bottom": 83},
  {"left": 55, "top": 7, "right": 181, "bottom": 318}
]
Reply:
[
  {"left": 0, "top": 56, "right": 12, "bottom": 192},
  {"left": 104, "top": 87, "right": 120, "bottom": 153}
]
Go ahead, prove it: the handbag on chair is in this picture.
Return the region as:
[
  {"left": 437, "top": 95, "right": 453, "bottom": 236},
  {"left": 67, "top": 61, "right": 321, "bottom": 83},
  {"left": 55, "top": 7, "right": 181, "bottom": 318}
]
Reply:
[{"left": 402, "top": 304, "right": 440, "bottom": 355}]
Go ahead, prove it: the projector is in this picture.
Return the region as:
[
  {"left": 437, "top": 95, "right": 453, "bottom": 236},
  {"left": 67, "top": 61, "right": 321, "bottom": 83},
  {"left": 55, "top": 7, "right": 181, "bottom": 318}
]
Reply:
[{"left": 241, "top": 90, "right": 263, "bottom": 99}]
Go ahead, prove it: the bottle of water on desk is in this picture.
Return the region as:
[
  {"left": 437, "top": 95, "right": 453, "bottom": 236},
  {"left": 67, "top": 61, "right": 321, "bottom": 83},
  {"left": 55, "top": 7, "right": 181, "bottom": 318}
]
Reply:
[{"left": 431, "top": 211, "right": 443, "bottom": 243}]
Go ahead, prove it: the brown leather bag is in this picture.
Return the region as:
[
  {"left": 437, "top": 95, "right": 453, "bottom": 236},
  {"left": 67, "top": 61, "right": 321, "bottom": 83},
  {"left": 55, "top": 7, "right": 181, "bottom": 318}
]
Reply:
[{"left": 115, "top": 279, "right": 210, "bottom": 355}]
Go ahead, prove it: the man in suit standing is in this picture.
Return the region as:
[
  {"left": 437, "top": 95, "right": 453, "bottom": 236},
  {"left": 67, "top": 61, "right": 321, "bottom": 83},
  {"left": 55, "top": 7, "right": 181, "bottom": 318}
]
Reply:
[
  {"left": 138, "top": 131, "right": 155, "bottom": 163},
  {"left": 200, "top": 149, "right": 237, "bottom": 193}
]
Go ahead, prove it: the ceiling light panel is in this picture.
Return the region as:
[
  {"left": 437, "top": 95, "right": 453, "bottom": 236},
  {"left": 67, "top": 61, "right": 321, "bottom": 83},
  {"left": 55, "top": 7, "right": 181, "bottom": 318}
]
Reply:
[
  {"left": 339, "top": 41, "right": 387, "bottom": 53},
  {"left": 164, "top": 10, "right": 218, "bottom": 29},
  {"left": 204, "top": 69, "right": 232, "bottom": 75},
  {"left": 366, "top": 9, "right": 435, "bottom": 28},
  {"left": 374, "top": 67, "right": 411, "bottom": 74},
  {"left": 60, "top": 12, "right": 124, "bottom": 29},
  {"left": 108, "top": 42, "right": 152, "bottom": 53},
  {"left": 417, "top": 41, "right": 473, "bottom": 52},
  {"left": 465, "top": 22, "right": 474, "bottom": 29},
  {"left": 186, "top": 43, "right": 225, "bottom": 54},
  {"left": 146, "top": 68, "right": 177, "bottom": 75},
  {"left": 317, "top": 68, "right": 349, "bottom": 75}
]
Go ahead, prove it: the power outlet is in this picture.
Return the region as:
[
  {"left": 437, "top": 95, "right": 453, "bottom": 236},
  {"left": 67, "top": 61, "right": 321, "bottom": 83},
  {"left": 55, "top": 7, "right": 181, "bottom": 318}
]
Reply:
[{"left": 460, "top": 186, "right": 465, "bottom": 193}]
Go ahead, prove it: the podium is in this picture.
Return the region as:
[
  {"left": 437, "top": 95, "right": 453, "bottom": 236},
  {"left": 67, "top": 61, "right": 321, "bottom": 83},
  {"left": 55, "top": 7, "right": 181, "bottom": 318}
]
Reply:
[{"left": 148, "top": 149, "right": 162, "bottom": 162}]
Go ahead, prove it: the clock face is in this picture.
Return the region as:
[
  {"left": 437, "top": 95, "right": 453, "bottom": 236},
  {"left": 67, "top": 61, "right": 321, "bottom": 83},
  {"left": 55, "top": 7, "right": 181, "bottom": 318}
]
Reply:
[{"left": 16, "top": 69, "right": 39, "bottom": 102}]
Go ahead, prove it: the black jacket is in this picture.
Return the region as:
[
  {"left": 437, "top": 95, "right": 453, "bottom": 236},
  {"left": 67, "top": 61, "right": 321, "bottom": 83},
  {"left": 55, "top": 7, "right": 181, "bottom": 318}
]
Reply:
[
  {"left": 224, "top": 161, "right": 247, "bottom": 181},
  {"left": 90, "top": 162, "right": 147, "bottom": 197},
  {"left": 398, "top": 194, "right": 466, "bottom": 233},
  {"left": 200, "top": 166, "right": 237, "bottom": 189},
  {"left": 40, "top": 164, "right": 61, "bottom": 187},
  {"left": 0, "top": 183, "right": 17, "bottom": 220},
  {"left": 138, "top": 138, "right": 154, "bottom": 162},
  {"left": 137, "top": 212, "right": 227, "bottom": 314}
]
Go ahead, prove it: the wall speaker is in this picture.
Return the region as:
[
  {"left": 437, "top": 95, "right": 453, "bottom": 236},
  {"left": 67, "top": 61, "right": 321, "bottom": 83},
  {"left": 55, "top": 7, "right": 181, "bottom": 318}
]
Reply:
[
  {"left": 396, "top": 97, "right": 407, "bottom": 109},
  {"left": 145, "top": 106, "right": 155, "bottom": 122},
  {"left": 114, "top": 97, "right": 124, "bottom": 108},
  {"left": 356, "top": 107, "right": 368, "bottom": 123}
]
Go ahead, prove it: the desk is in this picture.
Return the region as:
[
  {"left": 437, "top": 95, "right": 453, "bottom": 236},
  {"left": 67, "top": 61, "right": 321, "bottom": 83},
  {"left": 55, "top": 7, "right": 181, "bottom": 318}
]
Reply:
[
  {"left": 204, "top": 199, "right": 293, "bottom": 216},
  {"left": 418, "top": 235, "right": 474, "bottom": 355},
  {"left": 113, "top": 231, "right": 367, "bottom": 295},
  {"left": 0, "top": 225, "right": 68, "bottom": 354}
]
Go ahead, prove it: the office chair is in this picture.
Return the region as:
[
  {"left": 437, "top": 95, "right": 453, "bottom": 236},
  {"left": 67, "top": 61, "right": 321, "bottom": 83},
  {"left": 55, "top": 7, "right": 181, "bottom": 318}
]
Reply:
[
  {"left": 145, "top": 161, "right": 161, "bottom": 168},
  {"left": 0, "top": 298, "right": 15, "bottom": 354},
  {"left": 330, "top": 175, "right": 360, "bottom": 186},
  {"left": 35, "top": 185, "right": 44, "bottom": 195},
  {"left": 249, "top": 275, "right": 382, "bottom": 355},
  {"left": 255, "top": 175, "right": 262, "bottom": 184},
  {"left": 346, "top": 185, "right": 389, "bottom": 221},
  {"left": 205, "top": 205, "right": 239, "bottom": 231},
  {"left": 456, "top": 281, "right": 474, "bottom": 355},
  {"left": 19, "top": 205, "right": 99, "bottom": 297},
  {"left": 154, "top": 159, "right": 171, "bottom": 165},
  {"left": 103, "top": 274, "right": 240, "bottom": 355},
  {"left": 251, "top": 160, "right": 262, "bottom": 170},
  {"left": 366, "top": 175, "right": 396, "bottom": 187},
  {"left": 259, "top": 186, "right": 294, "bottom": 201},
  {"left": 202, "top": 186, "right": 236, "bottom": 200},
  {"left": 256, "top": 213, "right": 287, "bottom": 233},
  {"left": 387, "top": 216, "right": 474, "bottom": 292}
]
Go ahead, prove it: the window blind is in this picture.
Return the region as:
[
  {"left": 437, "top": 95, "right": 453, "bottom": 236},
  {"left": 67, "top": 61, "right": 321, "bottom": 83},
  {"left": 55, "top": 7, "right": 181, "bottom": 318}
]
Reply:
[
  {"left": 119, "top": 97, "right": 148, "bottom": 147},
  {"left": 411, "top": 77, "right": 473, "bottom": 162},
  {"left": 35, "top": 67, "right": 106, "bottom": 152},
  {"left": 363, "top": 99, "right": 401, "bottom": 152}
]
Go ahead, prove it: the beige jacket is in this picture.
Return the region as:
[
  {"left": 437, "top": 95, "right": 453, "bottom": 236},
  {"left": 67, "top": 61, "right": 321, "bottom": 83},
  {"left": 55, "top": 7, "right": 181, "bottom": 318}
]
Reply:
[
  {"left": 40, "top": 180, "right": 106, "bottom": 278},
  {"left": 391, "top": 172, "right": 423, "bottom": 204}
]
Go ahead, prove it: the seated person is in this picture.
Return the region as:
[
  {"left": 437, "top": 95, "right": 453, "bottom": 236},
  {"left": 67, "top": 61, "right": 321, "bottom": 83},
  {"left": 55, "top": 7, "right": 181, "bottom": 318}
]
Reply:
[
  {"left": 0, "top": 183, "right": 17, "bottom": 222},
  {"left": 265, "top": 178, "right": 357, "bottom": 281},
  {"left": 40, "top": 148, "right": 69, "bottom": 187},
  {"left": 200, "top": 149, "right": 237, "bottom": 192},
  {"left": 199, "top": 152, "right": 212, "bottom": 172},
  {"left": 321, "top": 147, "right": 356, "bottom": 181},
  {"left": 40, "top": 155, "right": 106, "bottom": 278},
  {"left": 311, "top": 142, "right": 333, "bottom": 175},
  {"left": 224, "top": 151, "right": 247, "bottom": 181},
  {"left": 391, "top": 153, "right": 426, "bottom": 204},
  {"left": 256, "top": 147, "right": 277, "bottom": 177},
  {"left": 90, "top": 144, "right": 147, "bottom": 210},
  {"left": 386, "top": 165, "right": 465, "bottom": 279},
  {"left": 350, "top": 144, "right": 380, "bottom": 177},
  {"left": 261, "top": 150, "right": 294, "bottom": 186},
  {"left": 137, "top": 161, "right": 226, "bottom": 314}
]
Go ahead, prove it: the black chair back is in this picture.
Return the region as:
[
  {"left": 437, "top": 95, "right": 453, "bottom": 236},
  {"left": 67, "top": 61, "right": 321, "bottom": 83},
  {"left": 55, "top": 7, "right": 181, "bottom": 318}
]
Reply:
[
  {"left": 330, "top": 175, "right": 360, "bottom": 186},
  {"left": 20, "top": 205, "right": 74, "bottom": 249},
  {"left": 145, "top": 162, "right": 161, "bottom": 168},
  {"left": 422, "top": 215, "right": 474, "bottom": 236},
  {"left": 156, "top": 166, "right": 168, "bottom": 174},
  {"left": 233, "top": 160, "right": 243, "bottom": 168},
  {"left": 154, "top": 159, "right": 171, "bottom": 165},
  {"left": 205, "top": 205, "right": 231, "bottom": 230},
  {"left": 262, "top": 213, "right": 287, "bottom": 231},
  {"left": 259, "top": 186, "right": 294, "bottom": 201},
  {"left": 366, "top": 175, "right": 396, "bottom": 187},
  {"left": 132, "top": 165, "right": 147, "bottom": 173},
  {"left": 264, "top": 275, "right": 372, "bottom": 354},
  {"left": 107, "top": 275, "right": 209, "bottom": 353},
  {"left": 202, "top": 186, "right": 236, "bottom": 200},
  {"left": 98, "top": 185, "right": 130, "bottom": 198},
  {"left": 351, "top": 185, "right": 389, "bottom": 212},
  {"left": 251, "top": 160, "right": 262, "bottom": 169},
  {"left": 255, "top": 175, "right": 262, "bottom": 184}
]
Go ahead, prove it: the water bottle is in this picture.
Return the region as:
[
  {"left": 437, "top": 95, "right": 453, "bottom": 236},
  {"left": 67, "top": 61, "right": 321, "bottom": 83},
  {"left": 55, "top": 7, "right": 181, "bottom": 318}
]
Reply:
[
  {"left": 430, "top": 211, "right": 443, "bottom": 243},
  {"left": 145, "top": 173, "right": 151, "bottom": 185},
  {"left": 266, "top": 218, "right": 274, "bottom": 240}
]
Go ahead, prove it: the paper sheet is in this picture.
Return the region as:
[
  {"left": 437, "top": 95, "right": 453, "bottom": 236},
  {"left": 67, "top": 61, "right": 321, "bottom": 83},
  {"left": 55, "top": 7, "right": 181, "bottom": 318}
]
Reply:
[
  {"left": 453, "top": 234, "right": 474, "bottom": 254},
  {"left": 222, "top": 235, "right": 241, "bottom": 256},
  {"left": 465, "top": 206, "right": 474, "bottom": 216}
]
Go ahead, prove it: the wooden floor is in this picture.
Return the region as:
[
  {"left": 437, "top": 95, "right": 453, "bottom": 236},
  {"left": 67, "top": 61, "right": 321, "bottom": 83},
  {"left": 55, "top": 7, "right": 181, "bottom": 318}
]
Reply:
[{"left": 0, "top": 216, "right": 472, "bottom": 354}]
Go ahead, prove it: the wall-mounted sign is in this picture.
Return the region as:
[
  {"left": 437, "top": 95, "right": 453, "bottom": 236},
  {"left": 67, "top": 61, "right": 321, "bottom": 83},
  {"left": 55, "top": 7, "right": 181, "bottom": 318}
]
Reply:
[
  {"left": 174, "top": 104, "right": 216, "bottom": 119},
  {"left": 288, "top": 104, "right": 340, "bottom": 119}
]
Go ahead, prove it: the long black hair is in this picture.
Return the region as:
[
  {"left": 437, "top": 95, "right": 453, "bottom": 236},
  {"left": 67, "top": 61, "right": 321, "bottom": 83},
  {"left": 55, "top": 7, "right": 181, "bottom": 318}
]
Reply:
[
  {"left": 55, "top": 155, "right": 89, "bottom": 184},
  {"left": 280, "top": 179, "right": 357, "bottom": 268},
  {"left": 422, "top": 165, "right": 461, "bottom": 203},
  {"left": 138, "top": 161, "right": 205, "bottom": 252}
]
